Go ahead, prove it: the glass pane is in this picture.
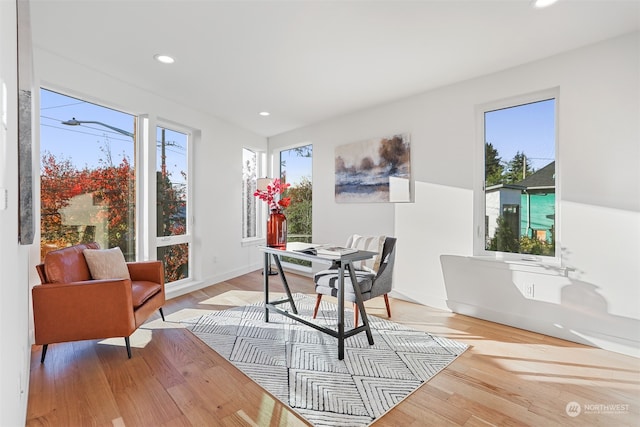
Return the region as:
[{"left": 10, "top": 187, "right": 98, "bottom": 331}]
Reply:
[
  {"left": 157, "top": 243, "right": 189, "bottom": 282},
  {"left": 484, "top": 98, "right": 556, "bottom": 256},
  {"left": 40, "top": 88, "right": 136, "bottom": 261},
  {"left": 156, "top": 126, "right": 187, "bottom": 237},
  {"left": 242, "top": 148, "right": 257, "bottom": 239},
  {"left": 280, "top": 145, "right": 313, "bottom": 267}
]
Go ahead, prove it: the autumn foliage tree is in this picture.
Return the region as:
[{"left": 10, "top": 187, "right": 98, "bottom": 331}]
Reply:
[
  {"left": 40, "top": 151, "right": 135, "bottom": 260},
  {"left": 41, "top": 142, "right": 188, "bottom": 281},
  {"left": 156, "top": 168, "right": 188, "bottom": 282}
]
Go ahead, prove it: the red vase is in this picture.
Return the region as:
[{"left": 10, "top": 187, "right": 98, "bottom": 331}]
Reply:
[{"left": 266, "top": 210, "right": 287, "bottom": 249}]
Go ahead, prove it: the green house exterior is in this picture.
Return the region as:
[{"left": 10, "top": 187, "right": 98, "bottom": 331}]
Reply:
[
  {"left": 518, "top": 162, "right": 555, "bottom": 243},
  {"left": 521, "top": 192, "right": 555, "bottom": 242}
]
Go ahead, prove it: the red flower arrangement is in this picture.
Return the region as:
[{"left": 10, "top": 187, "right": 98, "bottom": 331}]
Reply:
[{"left": 253, "top": 178, "right": 291, "bottom": 213}]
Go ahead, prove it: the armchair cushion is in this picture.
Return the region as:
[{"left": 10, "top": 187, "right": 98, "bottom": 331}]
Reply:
[
  {"left": 43, "top": 242, "right": 99, "bottom": 283},
  {"left": 131, "top": 281, "right": 162, "bottom": 309},
  {"left": 83, "top": 247, "right": 131, "bottom": 280}
]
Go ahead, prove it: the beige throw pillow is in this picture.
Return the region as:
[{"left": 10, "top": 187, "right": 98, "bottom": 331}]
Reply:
[
  {"left": 83, "top": 247, "right": 131, "bottom": 280},
  {"left": 346, "top": 234, "right": 386, "bottom": 272}
]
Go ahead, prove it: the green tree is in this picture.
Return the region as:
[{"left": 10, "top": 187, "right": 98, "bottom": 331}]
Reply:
[
  {"left": 485, "top": 142, "right": 503, "bottom": 186},
  {"left": 281, "top": 177, "right": 312, "bottom": 267},
  {"left": 519, "top": 226, "right": 555, "bottom": 256},
  {"left": 284, "top": 177, "right": 312, "bottom": 240},
  {"left": 488, "top": 215, "right": 519, "bottom": 253},
  {"left": 505, "top": 151, "right": 533, "bottom": 183}
]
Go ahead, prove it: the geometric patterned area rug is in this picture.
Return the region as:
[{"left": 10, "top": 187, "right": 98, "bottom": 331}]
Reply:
[{"left": 183, "top": 293, "right": 468, "bottom": 427}]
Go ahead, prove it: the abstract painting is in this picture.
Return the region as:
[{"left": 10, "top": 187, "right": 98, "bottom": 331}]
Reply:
[{"left": 335, "top": 133, "right": 411, "bottom": 203}]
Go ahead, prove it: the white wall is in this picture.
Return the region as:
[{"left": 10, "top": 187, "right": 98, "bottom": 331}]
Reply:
[
  {"left": 0, "top": 1, "right": 31, "bottom": 425},
  {"left": 269, "top": 32, "right": 640, "bottom": 357}
]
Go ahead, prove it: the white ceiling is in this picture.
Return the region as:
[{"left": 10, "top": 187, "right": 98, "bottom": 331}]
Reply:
[{"left": 30, "top": 1, "right": 640, "bottom": 137}]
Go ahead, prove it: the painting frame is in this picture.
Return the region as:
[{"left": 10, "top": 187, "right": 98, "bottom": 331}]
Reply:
[
  {"left": 335, "top": 133, "right": 411, "bottom": 203},
  {"left": 17, "top": 0, "right": 34, "bottom": 245}
]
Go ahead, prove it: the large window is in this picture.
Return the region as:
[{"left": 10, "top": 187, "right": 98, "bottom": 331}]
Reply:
[
  {"left": 156, "top": 125, "right": 189, "bottom": 283},
  {"left": 40, "top": 88, "right": 137, "bottom": 261},
  {"left": 40, "top": 88, "right": 193, "bottom": 286},
  {"left": 480, "top": 92, "right": 557, "bottom": 259}
]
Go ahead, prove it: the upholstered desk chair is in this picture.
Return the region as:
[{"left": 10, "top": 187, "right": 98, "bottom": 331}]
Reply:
[{"left": 313, "top": 236, "right": 396, "bottom": 326}]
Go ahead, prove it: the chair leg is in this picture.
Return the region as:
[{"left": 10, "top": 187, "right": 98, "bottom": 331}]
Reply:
[
  {"left": 313, "top": 294, "right": 322, "bottom": 319},
  {"left": 40, "top": 344, "right": 48, "bottom": 364},
  {"left": 383, "top": 294, "right": 391, "bottom": 317},
  {"left": 353, "top": 303, "right": 359, "bottom": 326},
  {"left": 125, "top": 336, "right": 132, "bottom": 359},
  {"left": 159, "top": 307, "right": 165, "bottom": 321}
]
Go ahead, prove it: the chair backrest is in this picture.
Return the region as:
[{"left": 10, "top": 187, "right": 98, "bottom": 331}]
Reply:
[
  {"left": 376, "top": 237, "right": 397, "bottom": 278},
  {"left": 37, "top": 242, "right": 100, "bottom": 284},
  {"left": 368, "top": 237, "right": 396, "bottom": 298}
]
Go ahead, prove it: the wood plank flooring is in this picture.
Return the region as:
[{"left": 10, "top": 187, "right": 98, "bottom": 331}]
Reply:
[{"left": 26, "top": 270, "right": 640, "bottom": 426}]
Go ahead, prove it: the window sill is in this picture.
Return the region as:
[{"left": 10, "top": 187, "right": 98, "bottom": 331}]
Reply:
[{"left": 241, "top": 237, "right": 265, "bottom": 247}]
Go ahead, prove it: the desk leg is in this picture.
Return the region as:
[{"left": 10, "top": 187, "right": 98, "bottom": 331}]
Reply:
[
  {"left": 338, "top": 263, "right": 345, "bottom": 360},
  {"left": 347, "top": 263, "right": 374, "bottom": 345},
  {"left": 272, "top": 254, "right": 298, "bottom": 314},
  {"left": 264, "top": 252, "right": 270, "bottom": 322}
]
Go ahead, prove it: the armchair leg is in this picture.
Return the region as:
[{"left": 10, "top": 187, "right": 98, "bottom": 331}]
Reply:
[
  {"left": 125, "top": 337, "right": 132, "bottom": 359},
  {"left": 383, "top": 294, "right": 391, "bottom": 317},
  {"left": 313, "top": 294, "right": 322, "bottom": 319},
  {"left": 159, "top": 307, "right": 165, "bottom": 321},
  {"left": 40, "top": 344, "right": 48, "bottom": 364}
]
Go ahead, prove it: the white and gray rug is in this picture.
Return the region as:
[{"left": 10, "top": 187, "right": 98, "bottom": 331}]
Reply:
[{"left": 184, "top": 293, "right": 467, "bottom": 427}]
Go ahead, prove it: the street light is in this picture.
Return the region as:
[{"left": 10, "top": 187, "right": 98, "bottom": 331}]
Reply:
[
  {"left": 61, "top": 117, "right": 134, "bottom": 138},
  {"left": 61, "top": 117, "right": 136, "bottom": 260}
]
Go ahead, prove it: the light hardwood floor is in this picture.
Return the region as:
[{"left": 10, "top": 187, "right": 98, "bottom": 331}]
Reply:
[{"left": 26, "top": 270, "right": 639, "bottom": 426}]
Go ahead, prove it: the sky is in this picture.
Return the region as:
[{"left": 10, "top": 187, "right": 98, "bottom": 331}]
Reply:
[
  {"left": 40, "top": 88, "right": 186, "bottom": 186},
  {"left": 280, "top": 145, "right": 312, "bottom": 186},
  {"left": 484, "top": 98, "right": 556, "bottom": 172}
]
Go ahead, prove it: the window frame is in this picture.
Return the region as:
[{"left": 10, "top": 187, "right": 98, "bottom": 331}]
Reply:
[
  {"left": 275, "top": 142, "right": 313, "bottom": 273},
  {"left": 474, "top": 88, "right": 560, "bottom": 264},
  {"left": 153, "top": 120, "right": 193, "bottom": 285},
  {"left": 38, "top": 87, "right": 139, "bottom": 261},
  {"left": 39, "top": 88, "right": 199, "bottom": 287},
  {"left": 242, "top": 147, "right": 266, "bottom": 245}
]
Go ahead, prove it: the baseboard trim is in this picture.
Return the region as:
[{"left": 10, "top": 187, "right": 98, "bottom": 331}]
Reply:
[{"left": 447, "top": 299, "right": 640, "bottom": 358}]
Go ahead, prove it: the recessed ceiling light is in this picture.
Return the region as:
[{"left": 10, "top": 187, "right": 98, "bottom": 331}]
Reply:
[
  {"left": 259, "top": 111, "right": 270, "bottom": 116},
  {"left": 154, "top": 54, "right": 175, "bottom": 64},
  {"left": 531, "top": 0, "right": 558, "bottom": 8}
]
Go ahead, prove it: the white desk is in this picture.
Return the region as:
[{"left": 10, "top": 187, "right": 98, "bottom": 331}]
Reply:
[{"left": 258, "top": 244, "right": 377, "bottom": 360}]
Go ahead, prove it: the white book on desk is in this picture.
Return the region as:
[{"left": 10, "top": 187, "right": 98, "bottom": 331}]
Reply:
[
  {"left": 316, "top": 246, "right": 358, "bottom": 258},
  {"left": 287, "top": 242, "right": 321, "bottom": 255}
]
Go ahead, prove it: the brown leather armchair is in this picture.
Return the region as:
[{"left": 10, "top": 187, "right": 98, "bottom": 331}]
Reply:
[{"left": 32, "top": 243, "right": 166, "bottom": 362}]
